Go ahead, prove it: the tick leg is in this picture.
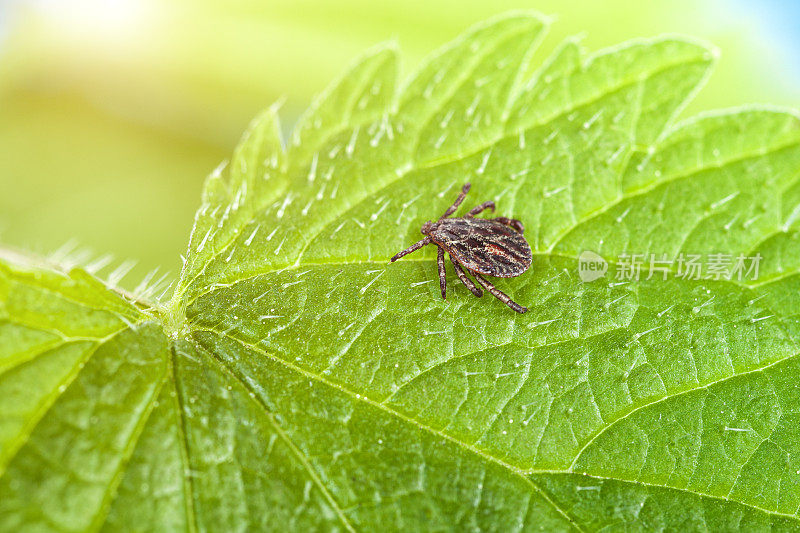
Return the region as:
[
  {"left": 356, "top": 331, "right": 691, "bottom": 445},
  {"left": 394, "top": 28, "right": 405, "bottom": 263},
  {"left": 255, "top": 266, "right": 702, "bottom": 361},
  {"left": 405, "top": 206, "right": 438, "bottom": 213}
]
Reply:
[
  {"left": 437, "top": 247, "right": 447, "bottom": 299},
  {"left": 451, "top": 258, "right": 482, "bottom": 297},
  {"left": 465, "top": 201, "right": 495, "bottom": 218},
  {"left": 439, "top": 183, "right": 471, "bottom": 219},
  {"left": 492, "top": 217, "right": 524, "bottom": 234},
  {"left": 471, "top": 272, "right": 528, "bottom": 313},
  {"left": 390, "top": 237, "right": 432, "bottom": 262}
]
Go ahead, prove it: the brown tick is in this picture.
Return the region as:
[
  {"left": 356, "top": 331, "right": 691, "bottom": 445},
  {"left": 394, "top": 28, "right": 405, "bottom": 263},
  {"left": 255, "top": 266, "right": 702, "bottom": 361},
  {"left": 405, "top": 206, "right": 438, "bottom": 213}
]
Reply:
[{"left": 390, "top": 183, "right": 531, "bottom": 313}]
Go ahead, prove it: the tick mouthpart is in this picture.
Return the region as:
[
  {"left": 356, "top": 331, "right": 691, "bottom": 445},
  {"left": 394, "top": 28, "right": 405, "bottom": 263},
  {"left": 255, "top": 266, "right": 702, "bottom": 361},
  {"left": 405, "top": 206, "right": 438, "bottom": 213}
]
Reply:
[{"left": 421, "top": 220, "right": 434, "bottom": 235}]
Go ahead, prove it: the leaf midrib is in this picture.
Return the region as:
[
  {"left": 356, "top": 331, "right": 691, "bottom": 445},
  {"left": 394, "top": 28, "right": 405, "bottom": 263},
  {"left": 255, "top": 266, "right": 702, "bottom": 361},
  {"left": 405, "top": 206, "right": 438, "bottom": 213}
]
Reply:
[
  {"left": 184, "top": 248, "right": 799, "bottom": 446},
  {"left": 168, "top": 342, "right": 198, "bottom": 533},
  {"left": 184, "top": 245, "right": 797, "bottom": 313}
]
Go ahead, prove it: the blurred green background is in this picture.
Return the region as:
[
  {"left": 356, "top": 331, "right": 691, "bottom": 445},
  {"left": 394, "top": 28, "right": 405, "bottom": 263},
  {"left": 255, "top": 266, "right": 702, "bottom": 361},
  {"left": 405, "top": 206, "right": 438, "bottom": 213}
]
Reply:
[{"left": 1, "top": 0, "right": 798, "bottom": 289}]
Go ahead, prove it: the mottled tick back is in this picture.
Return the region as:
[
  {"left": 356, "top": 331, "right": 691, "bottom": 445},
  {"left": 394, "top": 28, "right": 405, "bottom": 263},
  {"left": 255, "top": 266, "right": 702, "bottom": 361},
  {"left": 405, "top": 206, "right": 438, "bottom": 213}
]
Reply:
[{"left": 390, "top": 183, "right": 531, "bottom": 313}]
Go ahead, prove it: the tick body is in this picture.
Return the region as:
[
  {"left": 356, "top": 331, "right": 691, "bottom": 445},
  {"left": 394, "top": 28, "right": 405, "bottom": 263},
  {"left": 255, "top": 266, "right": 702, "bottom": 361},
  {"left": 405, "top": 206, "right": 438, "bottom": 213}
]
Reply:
[{"left": 390, "top": 183, "right": 531, "bottom": 313}]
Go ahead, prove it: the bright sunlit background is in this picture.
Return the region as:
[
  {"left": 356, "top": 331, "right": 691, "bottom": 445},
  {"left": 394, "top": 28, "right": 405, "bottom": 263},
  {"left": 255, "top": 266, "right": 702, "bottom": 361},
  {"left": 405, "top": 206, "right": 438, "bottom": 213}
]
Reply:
[{"left": 1, "top": 0, "right": 798, "bottom": 289}]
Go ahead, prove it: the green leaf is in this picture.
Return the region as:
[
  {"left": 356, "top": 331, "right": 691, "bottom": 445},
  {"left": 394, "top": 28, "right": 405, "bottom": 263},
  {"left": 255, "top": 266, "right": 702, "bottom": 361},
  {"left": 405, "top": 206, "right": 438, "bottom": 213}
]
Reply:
[{"left": 3, "top": 10, "right": 800, "bottom": 531}]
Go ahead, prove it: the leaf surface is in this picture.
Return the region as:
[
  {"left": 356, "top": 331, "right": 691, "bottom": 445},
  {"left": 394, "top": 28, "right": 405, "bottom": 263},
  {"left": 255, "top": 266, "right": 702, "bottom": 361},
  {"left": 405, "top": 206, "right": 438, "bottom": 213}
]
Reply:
[{"left": 3, "top": 11, "right": 800, "bottom": 531}]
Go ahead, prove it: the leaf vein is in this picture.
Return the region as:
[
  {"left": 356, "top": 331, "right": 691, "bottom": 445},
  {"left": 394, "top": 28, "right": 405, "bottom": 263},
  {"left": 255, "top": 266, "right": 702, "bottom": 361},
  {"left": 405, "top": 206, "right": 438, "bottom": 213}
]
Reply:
[{"left": 192, "top": 326, "right": 584, "bottom": 531}]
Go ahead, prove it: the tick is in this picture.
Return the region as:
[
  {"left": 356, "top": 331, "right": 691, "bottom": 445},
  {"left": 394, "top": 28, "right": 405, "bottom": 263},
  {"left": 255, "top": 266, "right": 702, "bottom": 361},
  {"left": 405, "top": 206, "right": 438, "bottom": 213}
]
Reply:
[{"left": 390, "top": 183, "right": 531, "bottom": 313}]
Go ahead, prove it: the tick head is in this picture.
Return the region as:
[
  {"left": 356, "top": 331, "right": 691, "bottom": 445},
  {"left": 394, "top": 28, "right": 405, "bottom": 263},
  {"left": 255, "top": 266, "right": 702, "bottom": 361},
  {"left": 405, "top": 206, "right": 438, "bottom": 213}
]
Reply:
[{"left": 421, "top": 220, "right": 434, "bottom": 235}]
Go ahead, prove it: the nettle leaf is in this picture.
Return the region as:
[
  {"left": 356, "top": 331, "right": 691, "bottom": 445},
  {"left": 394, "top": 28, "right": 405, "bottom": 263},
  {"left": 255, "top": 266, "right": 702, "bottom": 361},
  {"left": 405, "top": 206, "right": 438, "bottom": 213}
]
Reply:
[{"left": 3, "top": 11, "right": 800, "bottom": 531}]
